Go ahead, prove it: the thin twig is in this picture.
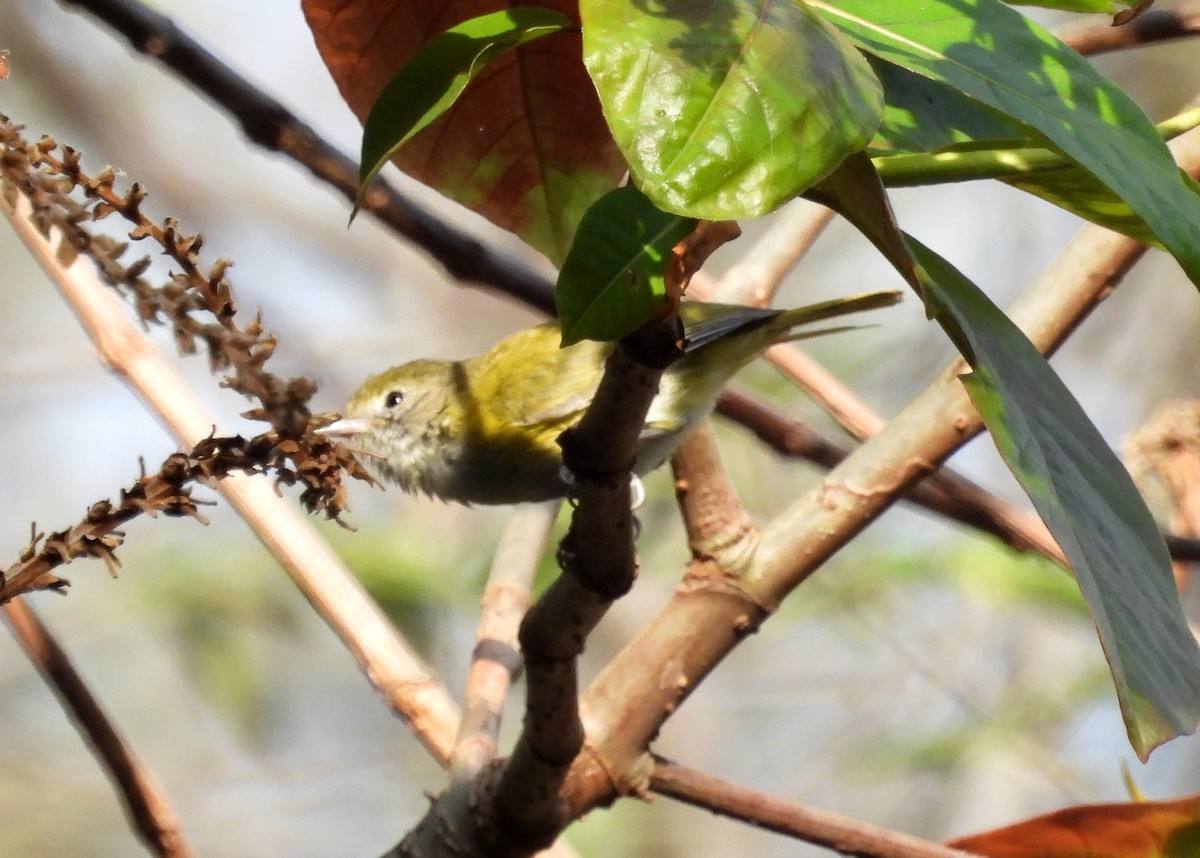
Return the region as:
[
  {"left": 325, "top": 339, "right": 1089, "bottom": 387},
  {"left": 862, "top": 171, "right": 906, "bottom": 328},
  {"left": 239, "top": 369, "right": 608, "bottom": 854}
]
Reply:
[
  {"left": 3, "top": 598, "right": 194, "bottom": 858},
  {"left": 717, "top": 389, "right": 1067, "bottom": 560},
  {"left": 451, "top": 501, "right": 559, "bottom": 783},
  {"left": 54, "top": 0, "right": 557, "bottom": 313},
  {"left": 1057, "top": 3, "right": 1200, "bottom": 56},
  {"left": 650, "top": 757, "right": 978, "bottom": 858},
  {"left": 709, "top": 198, "right": 836, "bottom": 306}
]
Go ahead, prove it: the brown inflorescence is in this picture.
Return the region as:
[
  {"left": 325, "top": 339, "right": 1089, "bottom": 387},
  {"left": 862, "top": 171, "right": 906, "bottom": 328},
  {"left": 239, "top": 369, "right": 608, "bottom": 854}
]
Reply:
[{"left": 0, "top": 115, "right": 376, "bottom": 602}]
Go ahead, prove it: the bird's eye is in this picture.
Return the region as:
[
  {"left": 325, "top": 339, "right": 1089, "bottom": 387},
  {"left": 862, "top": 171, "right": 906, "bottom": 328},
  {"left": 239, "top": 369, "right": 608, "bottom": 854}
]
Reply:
[{"left": 384, "top": 390, "right": 404, "bottom": 409}]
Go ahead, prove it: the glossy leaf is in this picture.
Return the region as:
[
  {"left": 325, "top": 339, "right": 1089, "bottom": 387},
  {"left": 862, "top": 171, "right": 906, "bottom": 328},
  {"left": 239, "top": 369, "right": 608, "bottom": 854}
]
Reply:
[
  {"left": 811, "top": 158, "right": 1200, "bottom": 759},
  {"left": 948, "top": 792, "right": 1200, "bottom": 857},
  {"left": 303, "top": 0, "right": 626, "bottom": 263},
  {"left": 580, "top": 0, "right": 882, "bottom": 219},
  {"left": 357, "top": 9, "right": 573, "bottom": 211},
  {"left": 869, "top": 58, "right": 1025, "bottom": 154},
  {"left": 556, "top": 187, "right": 695, "bottom": 346},
  {"left": 810, "top": 0, "right": 1200, "bottom": 289}
]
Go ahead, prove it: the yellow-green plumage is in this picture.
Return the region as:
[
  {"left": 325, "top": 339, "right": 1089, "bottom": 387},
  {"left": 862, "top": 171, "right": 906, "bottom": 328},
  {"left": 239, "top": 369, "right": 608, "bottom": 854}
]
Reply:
[{"left": 324, "top": 291, "right": 900, "bottom": 504}]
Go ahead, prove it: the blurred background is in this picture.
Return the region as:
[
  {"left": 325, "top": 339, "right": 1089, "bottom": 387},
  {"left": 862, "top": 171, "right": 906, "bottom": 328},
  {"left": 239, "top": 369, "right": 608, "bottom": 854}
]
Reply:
[{"left": 2, "top": 1, "right": 1200, "bottom": 856}]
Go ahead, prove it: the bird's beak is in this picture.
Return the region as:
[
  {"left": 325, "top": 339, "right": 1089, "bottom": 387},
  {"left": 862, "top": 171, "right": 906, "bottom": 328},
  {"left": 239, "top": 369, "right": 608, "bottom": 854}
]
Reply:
[{"left": 316, "top": 417, "right": 370, "bottom": 438}]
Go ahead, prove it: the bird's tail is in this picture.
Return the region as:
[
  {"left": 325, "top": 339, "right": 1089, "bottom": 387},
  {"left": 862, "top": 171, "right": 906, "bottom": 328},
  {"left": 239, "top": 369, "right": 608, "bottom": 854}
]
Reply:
[{"left": 773, "top": 289, "right": 903, "bottom": 335}]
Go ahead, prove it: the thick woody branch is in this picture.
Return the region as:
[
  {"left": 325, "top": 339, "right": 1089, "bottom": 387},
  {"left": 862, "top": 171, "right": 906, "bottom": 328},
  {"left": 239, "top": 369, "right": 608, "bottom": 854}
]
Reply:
[
  {"left": 494, "top": 317, "right": 682, "bottom": 849},
  {"left": 392, "top": 318, "right": 683, "bottom": 857},
  {"left": 719, "top": 389, "right": 1200, "bottom": 562},
  {"left": 671, "top": 424, "right": 757, "bottom": 570}
]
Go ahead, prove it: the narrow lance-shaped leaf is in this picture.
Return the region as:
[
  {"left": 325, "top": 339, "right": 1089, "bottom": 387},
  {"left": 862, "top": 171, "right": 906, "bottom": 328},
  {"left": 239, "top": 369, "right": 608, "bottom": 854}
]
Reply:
[
  {"left": 581, "top": 0, "right": 882, "bottom": 220},
  {"left": 872, "top": 109, "right": 1200, "bottom": 245},
  {"left": 868, "top": 58, "right": 1026, "bottom": 154},
  {"left": 811, "top": 155, "right": 1200, "bottom": 759},
  {"left": 556, "top": 186, "right": 695, "bottom": 346},
  {"left": 356, "top": 8, "right": 572, "bottom": 213},
  {"left": 912, "top": 239, "right": 1200, "bottom": 759},
  {"left": 810, "top": 0, "right": 1200, "bottom": 289}
]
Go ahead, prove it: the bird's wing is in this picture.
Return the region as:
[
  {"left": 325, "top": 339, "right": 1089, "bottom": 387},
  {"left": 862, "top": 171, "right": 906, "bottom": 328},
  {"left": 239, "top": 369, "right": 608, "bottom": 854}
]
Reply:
[{"left": 679, "top": 303, "right": 778, "bottom": 352}]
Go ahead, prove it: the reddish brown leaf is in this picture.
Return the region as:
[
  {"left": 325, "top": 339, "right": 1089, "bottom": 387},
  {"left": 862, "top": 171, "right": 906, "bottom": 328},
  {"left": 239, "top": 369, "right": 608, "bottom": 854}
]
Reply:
[
  {"left": 302, "top": 0, "right": 626, "bottom": 261},
  {"left": 948, "top": 793, "right": 1200, "bottom": 857}
]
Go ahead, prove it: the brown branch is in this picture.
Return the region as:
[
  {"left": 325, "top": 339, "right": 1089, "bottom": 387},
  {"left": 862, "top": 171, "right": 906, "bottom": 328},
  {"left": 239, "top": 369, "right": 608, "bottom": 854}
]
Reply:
[
  {"left": 0, "top": 402, "right": 357, "bottom": 600},
  {"left": 5, "top": 126, "right": 317, "bottom": 437},
  {"left": 672, "top": 424, "right": 758, "bottom": 570},
  {"left": 702, "top": 198, "right": 835, "bottom": 306},
  {"left": 720, "top": 389, "right": 1200, "bottom": 563},
  {"left": 495, "top": 317, "right": 682, "bottom": 848},
  {"left": 1126, "top": 400, "right": 1200, "bottom": 592},
  {"left": 649, "top": 758, "right": 978, "bottom": 858},
  {"left": 718, "top": 389, "right": 1063, "bottom": 560},
  {"left": 4, "top": 598, "right": 193, "bottom": 858},
  {"left": 451, "top": 502, "right": 558, "bottom": 783},
  {"left": 1057, "top": 3, "right": 1200, "bottom": 56},
  {"left": 53, "top": 0, "right": 557, "bottom": 314}
]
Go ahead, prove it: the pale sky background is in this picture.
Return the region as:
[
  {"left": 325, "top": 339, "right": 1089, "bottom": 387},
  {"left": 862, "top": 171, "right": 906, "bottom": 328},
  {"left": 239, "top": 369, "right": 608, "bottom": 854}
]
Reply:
[{"left": 2, "top": 2, "right": 1200, "bottom": 856}]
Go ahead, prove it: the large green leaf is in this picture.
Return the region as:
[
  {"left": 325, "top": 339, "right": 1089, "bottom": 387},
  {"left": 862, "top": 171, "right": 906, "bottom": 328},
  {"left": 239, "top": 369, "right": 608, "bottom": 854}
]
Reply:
[
  {"left": 357, "top": 9, "right": 572, "bottom": 211},
  {"left": 869, "top": 58, "right": 1025, "bottom": 154},
  {"left": 912, "top": 239, "right": 1200, "bottom": 759},
  {"left": 810, "top": 0, "right": 1200, "bottom": 289},
  {"left": 580, "top": 0, "right": 882, "bottom": 219},
  {"left": 556, "top": 187, "right": 695, "bottom": 346},
  {"left": 811, "top": 157, "right": 1200, "bottom": 759}
]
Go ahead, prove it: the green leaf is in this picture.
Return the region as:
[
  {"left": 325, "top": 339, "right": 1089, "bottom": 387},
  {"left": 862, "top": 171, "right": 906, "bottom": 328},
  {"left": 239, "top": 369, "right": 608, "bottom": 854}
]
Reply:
[
  {"left": 869, "top": 58, "right": 1025, "bottom": 154},
  {"left": 556, "top": 186, "right": 695, "bottom": 346},
  {"left": 873, "top": 109, "right": 1200, "bottom": 246},
  {"left": 356, "top": 8, "right": 572, "bottom": 213},
  {"left": 812, "top": 156, "right": 1200, "bottom": 759},
  {"left": 910, "top": 239, "right": 1200, "bottom": 759},
  {"left": 810, "top": 0, "right": 1200, "bottom": 289},
  {"left": 580, "top": 0, "right": 882, "bottom": 219},
  {"left": 875, "top": 144, "right": 1164, "bottom": 245}
]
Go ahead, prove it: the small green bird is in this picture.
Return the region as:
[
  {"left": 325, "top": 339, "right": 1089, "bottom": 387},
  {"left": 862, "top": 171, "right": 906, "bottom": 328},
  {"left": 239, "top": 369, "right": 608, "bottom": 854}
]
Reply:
[{"left": 321, "top": 291, "right": 901, "bottom": 504}]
